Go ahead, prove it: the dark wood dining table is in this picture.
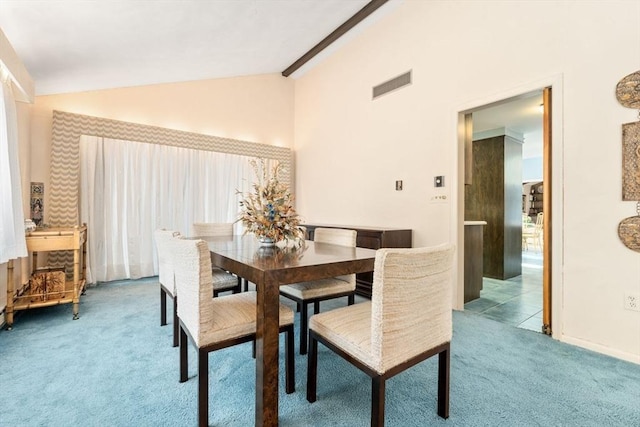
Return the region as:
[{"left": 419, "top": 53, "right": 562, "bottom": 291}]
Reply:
[{"left": 201, "top": 235, "right": 377, "bottom": 426}]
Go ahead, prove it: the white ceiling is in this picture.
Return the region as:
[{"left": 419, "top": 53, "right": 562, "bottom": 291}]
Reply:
[
  {"left": 472, "top": 92, "right": 544, "bottom": 159},
  {"left": 0, "top": 0, "right": 541, "bottom": 157},
  {"left": 0, "top": 0, "right": 401, "bottom": 95}
]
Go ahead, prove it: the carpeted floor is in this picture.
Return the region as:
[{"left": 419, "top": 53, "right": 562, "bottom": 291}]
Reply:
[{"left": 1, "top": 277, "right": 639, "bottom": 426}]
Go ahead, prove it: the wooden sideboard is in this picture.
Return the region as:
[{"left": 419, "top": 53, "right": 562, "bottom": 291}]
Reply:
[{"left": 303, "top": 224, "right": 412, "bottom": 298}]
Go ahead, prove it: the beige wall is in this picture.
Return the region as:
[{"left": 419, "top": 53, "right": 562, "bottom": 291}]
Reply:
[
  {"left": 294, "top": 0, "right": 640, "bottom": 363},
  {"left": 30, "top": 73, "right": 295, "bottom": 225}
]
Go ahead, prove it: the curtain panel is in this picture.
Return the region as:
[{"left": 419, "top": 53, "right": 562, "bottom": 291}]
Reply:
[
  {"left": 0, "top": 74, "right": 27, "bottom": 264},
  {"left": 79, "top": 135, "right": 259, "bottom": 283}
]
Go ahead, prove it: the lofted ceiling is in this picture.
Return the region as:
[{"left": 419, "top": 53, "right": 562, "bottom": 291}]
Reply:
[
  {"left": 0, "top": 0, "right": 400, "bottom": 95},
  {"left": 0, "top": 0, "right": 541, "bottom": 158}
]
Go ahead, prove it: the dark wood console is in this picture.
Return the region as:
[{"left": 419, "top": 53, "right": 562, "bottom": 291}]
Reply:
[{"left": 303, "top": 224, "right": 412, "bottom": 298}]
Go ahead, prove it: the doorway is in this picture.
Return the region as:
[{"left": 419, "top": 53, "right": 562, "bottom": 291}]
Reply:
[{"left": 459, "top": 87, "right": 553, "bottom": 335}]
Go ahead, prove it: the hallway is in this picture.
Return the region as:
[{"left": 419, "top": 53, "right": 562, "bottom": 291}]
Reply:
[{"left": 464, "top": 251, "right": 543, "bottom": 332}]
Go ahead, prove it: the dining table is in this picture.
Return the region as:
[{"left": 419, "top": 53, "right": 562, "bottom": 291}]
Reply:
[{"left": 201, "top": 234, "right": 377, "bottom": 426}]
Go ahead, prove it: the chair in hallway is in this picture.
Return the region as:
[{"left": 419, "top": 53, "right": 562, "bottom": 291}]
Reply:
[
  {"left": 154, "top": 229, "right": 181, "bottom": 347},
  {"left": 279, "top": 227, "right": 357, "bottom": 354},
  {"left": 191, "top": 222, "right": 243, "bottom": 295},
  {"left": 523, "top": 212, "right": 543, "bottom": 251},
  {"left": 307, "top": 244, "right": 455, "bottom": 427},
  {"left": 172, "top": 238, "right": 295, "bottom": 427}
]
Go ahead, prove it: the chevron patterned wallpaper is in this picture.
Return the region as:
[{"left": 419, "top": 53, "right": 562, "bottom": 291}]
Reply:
[{"left": 48, "top": 110, "right": 293, "bottom": 268}]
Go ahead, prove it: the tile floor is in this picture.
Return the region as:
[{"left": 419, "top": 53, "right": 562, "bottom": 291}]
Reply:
[{"left": 464, "top": 250, "right": 543, "bottom": 332}]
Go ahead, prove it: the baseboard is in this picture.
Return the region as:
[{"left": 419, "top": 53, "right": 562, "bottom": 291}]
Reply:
[{"left": 561, "top": 335, "right": 640, "bottom": 365}]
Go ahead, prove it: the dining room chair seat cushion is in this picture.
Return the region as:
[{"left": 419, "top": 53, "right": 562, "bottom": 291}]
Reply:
[
  {"left": 280, "top": 277, "right": 353, "bottom": 300},
  {"left": 211, "top": 269, "right": 241, "bottom": 291},
  {"left": 187, "top": 291, "right": 294, "bottom": 347},
  {"left": 309, "top": 301, "right": 373, "bottom": 367}
]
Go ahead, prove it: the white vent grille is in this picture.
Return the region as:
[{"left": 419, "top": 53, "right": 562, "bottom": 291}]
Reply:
[{"left": 372, "top": 71, "right": 412, "bottom": 100}]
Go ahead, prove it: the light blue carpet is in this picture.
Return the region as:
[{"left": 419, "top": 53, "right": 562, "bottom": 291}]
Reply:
[{"left": 1, "top": 277, "right": 639, "bottom": 426}]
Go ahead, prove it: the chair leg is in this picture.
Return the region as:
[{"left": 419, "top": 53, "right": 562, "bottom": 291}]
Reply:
[
  {"left": 348, "top": 294, "right": 355, "bottom": 305},
  {"left": 306, "top": 332, "right": 318, "bottom": 403},
  {"left": 437, "top": 347, "right": 450, "bottom": 419},
  {"left": 198, "top": 349, "right": 209, "bottom": 427},
  {"left": 179, "top": 326, "right": 188, "bottom": 383},
  {"left": 300, "top": 303, "right": 308, "bottom": 355},
  {"left": 234, "top": 277, "right": 242, "bottom": 294},
  {"left": 172, "top": 296, "right": 179, "bottom": 347},
  {"left": 160, "top": 287, "right": 167, "bottom": 326},
  {"left": 285, "top": 325, "right": 295, "bottom": 394},
  {"left": 372, "top": 376, "right": 386, "bottom": 427}
]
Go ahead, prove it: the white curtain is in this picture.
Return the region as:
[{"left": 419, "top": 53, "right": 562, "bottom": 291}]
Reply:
[
  {"left": 79, "top": 135, "right": 258, "bottom": 283},
  {"left": 0, "top": 72, "right": 27, "bottom": 264}
]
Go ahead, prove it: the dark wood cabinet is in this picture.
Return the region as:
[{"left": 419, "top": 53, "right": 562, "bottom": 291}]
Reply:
[
  {"left": 464, "top": 221, "right": 486, "bottom": 303},
  {"left": 303, "top": 224, "right": 412, "bottom": 298},
  {"left": 465, "top": 133, "right": 523, "bottom": 280}
]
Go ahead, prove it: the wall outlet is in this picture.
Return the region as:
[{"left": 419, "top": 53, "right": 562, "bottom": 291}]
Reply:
[{"left": 624, "top": 293, "right": 640, "bottom": 312}]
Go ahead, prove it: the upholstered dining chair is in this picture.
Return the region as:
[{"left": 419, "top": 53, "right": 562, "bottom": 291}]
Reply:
[
  {"left": 154, "top": 229, "right": 181, "bottom": 347},
  {"left": 306, "top": 244, "right": 456, "bottom": 427},
  {"left": 172, "top": 237, "right": 295, "bottom": 427},
  {"left": 191, "top": 222, "right": 243, "bottom": 295},
  {"left": 279, "top": 227, "right": 357, "bottom": 354}
]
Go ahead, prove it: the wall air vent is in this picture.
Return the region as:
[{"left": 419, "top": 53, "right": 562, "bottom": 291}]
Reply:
[{"left": 372, "top": 70, "right": 412, "bottom": 100}]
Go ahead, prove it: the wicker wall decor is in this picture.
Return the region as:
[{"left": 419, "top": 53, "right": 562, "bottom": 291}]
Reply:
[
  {"left": 616, "top": 70, "right": 640, "bottom": 252},
  {"left": 622, "top": 121, "right": 640, "bottom": 201},
  {"left": 615, "top": 70, "right": 640, "bottom": 109}
]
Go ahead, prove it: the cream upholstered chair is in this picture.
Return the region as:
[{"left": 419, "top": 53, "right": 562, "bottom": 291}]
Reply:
[
  {"left": 279, "top": 227, "right": 357, "bottom": 354},
  {"left": 522, "top": 212, "right": 543, "bottom": 251},
  {"left": 191, "top": 222, "right": 243, "bottom": 295},
  {"left": 172, "top": 237, "right": 295, "bottom": 427},
  {"left": 307, "top": 244, "right": 455, "bottom": 427},
  {"left": 154, "top": 229, "right": 181, "bottom": 347}
]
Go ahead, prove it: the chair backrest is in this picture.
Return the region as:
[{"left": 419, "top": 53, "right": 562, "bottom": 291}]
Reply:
[
  {"left": 314, "top": 228, "right": 357, "bottom": 284},
  {"left": 370, "top": 244, "right": 455, "bottom": 373},
  {"left": 191, "top": 222, "right": 234, "bottom": 238},
  {"left": 535, "top": 212, "right": 544, "bottom": 232},
  {"left": 171, "top": 237, "right": 214, "bottom": 346},
  {"left": 154, "top": 229, "right": 180, "bottom": 294}
]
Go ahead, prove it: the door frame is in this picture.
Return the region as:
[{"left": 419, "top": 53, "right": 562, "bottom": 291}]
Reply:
[{"left": 452, "top": 74, "right": 564, "bottom": 339}]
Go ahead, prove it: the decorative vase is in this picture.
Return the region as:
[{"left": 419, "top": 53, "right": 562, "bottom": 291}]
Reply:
[
  {"left": 24, "top": 219, "right": 36, "bottom": 232},
  {"left": 258, "top": 236, "right": 275, "bottom": 247}
]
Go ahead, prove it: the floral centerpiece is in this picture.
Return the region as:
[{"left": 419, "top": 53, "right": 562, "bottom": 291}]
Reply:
[{"left": 237, "top": 159, "right": 304, "bottom": 246}]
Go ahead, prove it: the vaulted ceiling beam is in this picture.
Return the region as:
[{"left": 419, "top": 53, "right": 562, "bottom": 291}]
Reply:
[{"left": 281, "top": 0, "right": 389, "bottom": 77}]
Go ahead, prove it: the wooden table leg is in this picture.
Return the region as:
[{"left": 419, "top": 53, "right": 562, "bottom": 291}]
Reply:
[{"left": 255, "top": 275, "right": 281, "bottom": 426}]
